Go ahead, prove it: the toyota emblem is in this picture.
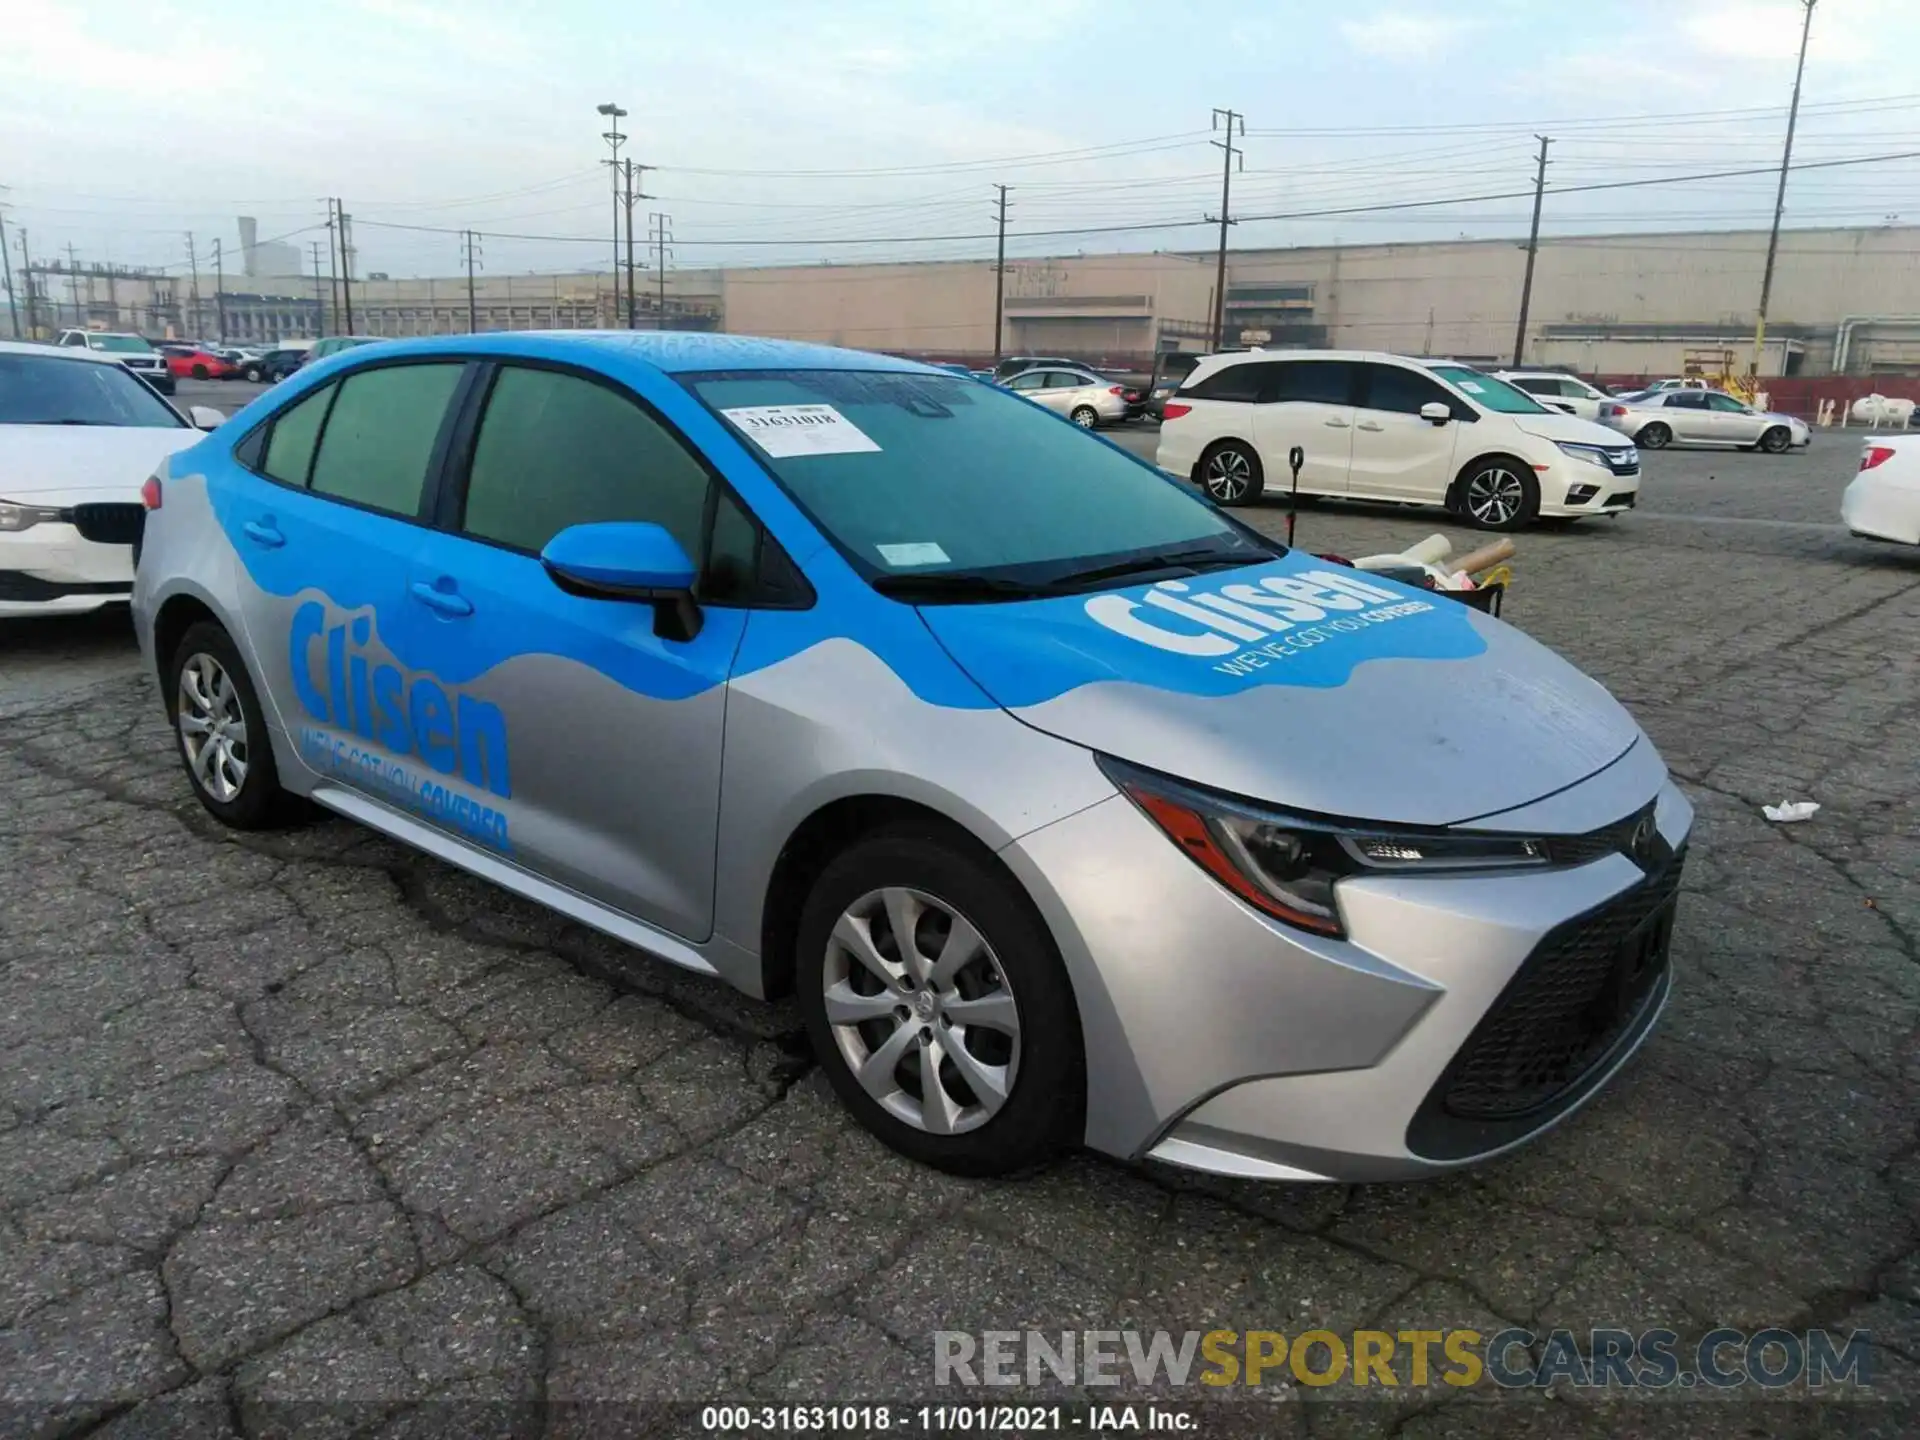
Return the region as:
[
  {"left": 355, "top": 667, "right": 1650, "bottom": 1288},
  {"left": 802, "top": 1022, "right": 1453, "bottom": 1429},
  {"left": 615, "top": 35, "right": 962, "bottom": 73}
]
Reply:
[{"left": 1629, "top": 813, "right": 1657, "bottom": 865}]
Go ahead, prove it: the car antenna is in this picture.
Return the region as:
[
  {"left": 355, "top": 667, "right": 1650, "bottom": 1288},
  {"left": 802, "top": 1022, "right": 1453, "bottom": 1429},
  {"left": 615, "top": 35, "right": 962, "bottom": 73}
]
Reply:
[{"left": 1286, "top": 445, "right": 1305, "bottom": 545}]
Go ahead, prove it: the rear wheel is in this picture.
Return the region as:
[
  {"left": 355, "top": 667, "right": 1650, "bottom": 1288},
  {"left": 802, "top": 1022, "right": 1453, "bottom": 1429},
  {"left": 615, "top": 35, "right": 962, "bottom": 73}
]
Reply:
[
  {"left": 796, "top": 826, "right": 1083, "bottom": 1177},
  {"left": 1070, "top": 406, "right": 1099, "bottom": 429},
  {"left": 1636, "top": 422, "right": 1672, "bottom": 450},
  {"left": 191, "top": 363, "right": 209, "bottom": 380},
  {"left": 169, "top": 621, "right": 306, "bottom": 830},
  {"left": 244, "top": 364, "right": 263, "bottom": 383},
  {"left": 1457, "top": 457, "right": 1539, "bottom": 531},
  {"left": 1759, "top": 425, "right": 1792, "bottom": 454},
  {"left": 1198, "top": 440, "right": 1264, "bottom": 506}
]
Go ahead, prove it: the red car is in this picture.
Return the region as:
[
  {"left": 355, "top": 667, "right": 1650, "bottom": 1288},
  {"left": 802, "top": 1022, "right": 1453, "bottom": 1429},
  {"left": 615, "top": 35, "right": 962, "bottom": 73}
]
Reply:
[{"left": 161, "top": 345, "right": 238, "bottom": 381}]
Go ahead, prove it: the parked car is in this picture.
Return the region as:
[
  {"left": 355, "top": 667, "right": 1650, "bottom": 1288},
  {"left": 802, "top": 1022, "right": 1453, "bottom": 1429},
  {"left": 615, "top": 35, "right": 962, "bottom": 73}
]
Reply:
[
  {"left": 0, "top": 342, "right": 222, "bottom": 618},
  {"left": 1001, "top": 366, "right": 1129, "bottom": 427},
  {"left": 303, "top": 335, "right": 382, "bottom": 364},
  {"left": 1157, "top": 349, "right": 1640, "bottom": 530},
  {"left": 1596, "top": 389, "right": 1809, "bottom": 452},
  {"left": 131, "top": 332, "right": 1691, "bottom": 1180},
  {"left": 1491, "top": 370, "right": 1612, "bottom": 421},
  {"left": 1842, "top": 436, "right": 1920, "bottom": 546},
  {"left": 1146, "top": 351, "right": 1206, "bottom": 421},
  {"left": 990, "top": 354, "right": 1079, "bottom": 383},
  {"left": 54, "top": 329, "right": 175, "bottom": 395},
  {"left": 245, "top": 346, "right": 313, "bottom": 384},
  {"left": 162, "top": 346, "right": 240, "bottom": 381}
]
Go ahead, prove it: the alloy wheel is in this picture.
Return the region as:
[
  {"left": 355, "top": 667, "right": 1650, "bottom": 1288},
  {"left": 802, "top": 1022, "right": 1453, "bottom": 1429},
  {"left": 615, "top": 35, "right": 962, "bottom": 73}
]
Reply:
[
  {"left": 1071, "top": 407, "right": 1098, "bottom": 428},
  {"left": 1204, "top": 447, "right": 1253, "bottom": 501},
  {"left": 1465, "top": 466, "right": 1525, "bottom": 526},
  {"left": 177, "top": 652, "right": 250, "bottom": 803},
  {"left": 821, "top": 886, "right": 1021, "bottom": 1136}
]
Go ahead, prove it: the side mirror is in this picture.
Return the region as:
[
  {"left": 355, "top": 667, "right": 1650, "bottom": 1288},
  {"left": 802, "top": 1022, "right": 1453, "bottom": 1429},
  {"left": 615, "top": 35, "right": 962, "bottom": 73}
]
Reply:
[
  {"left": 1419, "top": 401, "right": 1452, "bottom": 426},
  {"left": 189, "top": 405, "right": 225, "bottom": 431},
  {"left": 541, "top": 521, "right": 703, "bottom": 641}
]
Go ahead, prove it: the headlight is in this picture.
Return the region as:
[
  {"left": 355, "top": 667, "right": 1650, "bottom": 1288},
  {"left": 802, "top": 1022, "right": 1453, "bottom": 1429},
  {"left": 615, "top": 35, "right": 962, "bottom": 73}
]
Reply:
[
  {"left": 1102, "top": 757, "right": 1550, "bottom": 938},
  {"left": 0, "top": 499, "right": 65, "bottom": 533},
  {"left": 1555, "top": 441, "right": 1614, "bottom": 468}
]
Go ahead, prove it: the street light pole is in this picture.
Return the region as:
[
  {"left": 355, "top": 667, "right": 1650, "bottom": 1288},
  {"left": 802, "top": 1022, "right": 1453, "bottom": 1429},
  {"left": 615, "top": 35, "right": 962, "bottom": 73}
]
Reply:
[
  {"left": 597, "top": 103, "right": 627, "bottom": 329},
  {"left": 1752, "top": 0, "right": 1818, "bottom": 380}
]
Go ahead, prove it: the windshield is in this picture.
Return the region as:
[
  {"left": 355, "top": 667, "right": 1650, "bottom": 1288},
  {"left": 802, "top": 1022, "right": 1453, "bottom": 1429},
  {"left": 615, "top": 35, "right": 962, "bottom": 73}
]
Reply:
[
  {"left": 0, "top": 354, "right": 187, "bottom": 428},
  {"left": 92, "top": 334, "right": 155, "bottom": 355},
  {"left": 683, "top": 368, "right": 1268, "bottom": 589},
  {"left": 1429, "top": 364, "right": 1548, "bottom": 415}
]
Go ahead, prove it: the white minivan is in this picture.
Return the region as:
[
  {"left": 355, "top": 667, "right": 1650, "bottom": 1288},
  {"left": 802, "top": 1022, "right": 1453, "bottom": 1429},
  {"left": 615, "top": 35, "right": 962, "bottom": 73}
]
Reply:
[{"left": 1156, "top": 350, "right": 1642, "bottom": 530}]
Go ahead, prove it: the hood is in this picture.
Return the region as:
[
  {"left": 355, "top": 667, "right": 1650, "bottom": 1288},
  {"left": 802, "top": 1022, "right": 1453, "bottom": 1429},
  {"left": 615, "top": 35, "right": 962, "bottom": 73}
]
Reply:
[
  {"left": 0, "top": 425, "right": 201, "bottom": 499},
  {"left": 1510, "top": 410, "right": 1634, "bottom": 446},
  {"left": 917, "top": 551, "right": 1642, "bottom": 827}
]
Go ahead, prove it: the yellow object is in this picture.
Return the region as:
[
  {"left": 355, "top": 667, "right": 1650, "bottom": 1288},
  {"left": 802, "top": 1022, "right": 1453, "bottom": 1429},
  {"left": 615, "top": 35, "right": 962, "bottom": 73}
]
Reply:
[{"left": 1474, "top": 563, "right": 1514, "bottom": 590}]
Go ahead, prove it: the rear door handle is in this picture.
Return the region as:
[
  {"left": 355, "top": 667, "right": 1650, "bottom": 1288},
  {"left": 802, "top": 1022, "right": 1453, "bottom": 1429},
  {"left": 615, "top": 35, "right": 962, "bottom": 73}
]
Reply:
[
  {"left": 242, "top": 520, "right": 285, "bottom": 548},
  {"left": 1357, "top": 421, "right": 1385, "bottom": 432},
  {"left": 1324, "top": 417, "right": 1350, "bottom": 428},
  {"left": 409, "top": 580, "right": 474, "bottom": 617}
]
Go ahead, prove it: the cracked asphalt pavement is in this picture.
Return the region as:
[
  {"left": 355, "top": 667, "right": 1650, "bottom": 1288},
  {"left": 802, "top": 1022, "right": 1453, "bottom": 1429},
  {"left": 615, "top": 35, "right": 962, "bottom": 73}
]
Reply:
[{"left": 2, "top": 444, "right": 1917, "bottom": 1438}]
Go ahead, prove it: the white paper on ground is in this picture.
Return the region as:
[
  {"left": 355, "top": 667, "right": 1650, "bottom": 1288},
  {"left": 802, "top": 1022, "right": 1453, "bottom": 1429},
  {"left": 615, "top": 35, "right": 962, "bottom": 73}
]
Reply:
[
  {"left": 1761, "top": 800, "right": 1821, "bottom": 822},
  {"left": 875, "top": 541, "right": 950, "bottom": 568},
  {"left": 721, "top": 404, "right": 881, "bottom": 458}
]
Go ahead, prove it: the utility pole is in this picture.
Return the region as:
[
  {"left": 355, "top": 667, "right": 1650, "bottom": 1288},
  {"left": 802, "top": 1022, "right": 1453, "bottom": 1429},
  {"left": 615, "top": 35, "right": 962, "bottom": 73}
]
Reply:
[
  {"left": 338, "top": 208, "right": 356, "bottom": 334},
  {"left": 648, "top": 213, "right": 672, "bottom": 330},
  {"left": 0, "top": 193, "right": 20, "bottom": 342},
  {"left": 212, "top": 238, "right": 226, "bottom": 343},
  {"left": 1207, "top": 108, "right": 1244, "bottom": 350},
  {"left": 186, "top": 232, "right": 201, "bottom": 340},
  {"left": 63, "top": 243, "right": 80, "bottom": 329},
  {"left": 461, "top": 230, "right": 482, "bottom": 332},
  {"left": 992, "top": 184, "right": 1011, "bottom": 362},
  {"left": 1753, "top": 0, "right": 1818, "bottom": 379},
  {"left": 18, "top": 228, "right": 37, "bottom": 339},
  {"left": 597, "top": 103, "right": 628, "bottom": 327},
  {"left": 623, "top": 159, "right": 653, "bottom": 329},
  {"left": 325, "top": 202, "right": 342, "bottom": 330},
  {"left": 1512, "top": 135, "right": 1552, "bottom": 368},
  {"left": 310, "top": 239, "right": 328, "bottom": 336}
]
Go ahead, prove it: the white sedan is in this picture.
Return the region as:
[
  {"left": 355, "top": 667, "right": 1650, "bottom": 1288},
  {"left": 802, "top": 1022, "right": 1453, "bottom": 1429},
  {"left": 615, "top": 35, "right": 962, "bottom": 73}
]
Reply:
[
  {"left": 1843, "top": 436, "right": 1920, "bottom": 546},
  {"left": 1, "top": 342, "right": 224, "bottom": 618},
  {"left": 1597, "top": 388, "right": 1810, "bottom": 453}
]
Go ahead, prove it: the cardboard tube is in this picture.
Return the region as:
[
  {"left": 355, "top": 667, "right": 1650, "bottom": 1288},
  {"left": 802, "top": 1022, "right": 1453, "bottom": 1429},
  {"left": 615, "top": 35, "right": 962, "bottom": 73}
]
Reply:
[{"left": 1450, "top": 538, "right": 1516, "bottom": 577}]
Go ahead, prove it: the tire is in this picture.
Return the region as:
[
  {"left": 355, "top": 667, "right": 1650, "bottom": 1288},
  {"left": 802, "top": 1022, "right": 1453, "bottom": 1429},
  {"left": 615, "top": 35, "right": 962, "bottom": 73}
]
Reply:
[
  {"left": 796, "top": 825, "right": 1084, "bottom": 1177},
  {"left": 244, "top": 365, "right": 263, "bottom": 383},
  {"left": 1197, "top": 440, "right": 1265, "bottom": 506},
  {"left": 1636, "top": 422, "right": 1672, "bottom": 450},
  {"left": 1456, "top": 456, "right": 1540, "bottom": 532},
  {"left": 1759, "top": 425, "right": 1791, "bottom": 454},
  {"left": 169, "top": 621, "right": 306, "bottom": 830},
  {"left": 191, "top": 364, "right": 209, "bottom": 380},
  {"left": 1070, "top": 406, "right": 1099, "bottom": 429}
]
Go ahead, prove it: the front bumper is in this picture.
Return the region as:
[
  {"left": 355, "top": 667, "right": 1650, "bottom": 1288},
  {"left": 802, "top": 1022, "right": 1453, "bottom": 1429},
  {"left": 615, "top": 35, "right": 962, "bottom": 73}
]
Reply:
[
  {"left": 0, "top": 520, "right": 136, "bottom": 619},
  {"left": 1002, "top": 761, "right": 1693, "bottom": 1181},
  {"left": 1539, "top": 463, "right": 1640, "bottom": 517}
]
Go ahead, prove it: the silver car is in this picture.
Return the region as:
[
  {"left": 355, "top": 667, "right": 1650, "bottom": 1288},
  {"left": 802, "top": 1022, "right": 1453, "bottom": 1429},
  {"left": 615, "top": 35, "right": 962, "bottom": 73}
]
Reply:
[
  {"left": 132, "top": 332, "right": 1691, "bottom": 1182},
  {"left": 1599, "top": 389, "right": 1810, "bottom": 452},
  {"left": 1002, "top": 366, "right": 1128, "bottom": 427}
]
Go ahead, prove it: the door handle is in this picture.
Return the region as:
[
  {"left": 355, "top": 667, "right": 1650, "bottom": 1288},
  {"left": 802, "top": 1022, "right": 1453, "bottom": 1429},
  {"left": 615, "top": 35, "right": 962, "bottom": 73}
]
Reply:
[
  {"left": 242, "top": 519, "right": 285, "bottom": 548},
  {"left": 1323, "top": 417, "right": 1350, "bottom": 428},
  {"left": 1357, "top": 421, "right": 1385, "bottom": 432},
  {"left": 409, "top": 580, "right": 474, "bottom": 617}
]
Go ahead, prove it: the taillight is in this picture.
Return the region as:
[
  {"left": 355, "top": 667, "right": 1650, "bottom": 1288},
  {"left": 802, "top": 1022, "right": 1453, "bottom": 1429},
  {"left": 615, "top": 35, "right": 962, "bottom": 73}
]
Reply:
[
  {"left": 140, "top": 476, "right": 162, "bottom": 510},
  {"left": 1604, "top": 404, "right": 1627, "bottom": 417},
  {"left": 1861, "top": 445, "right": 1897, "bottom": 471},
  {"left": 1109, "top": 385, "right": 1125, "bottom": 395},
  {"left": 1162, "top": 402, "right": 1193, "bottom": 420}
]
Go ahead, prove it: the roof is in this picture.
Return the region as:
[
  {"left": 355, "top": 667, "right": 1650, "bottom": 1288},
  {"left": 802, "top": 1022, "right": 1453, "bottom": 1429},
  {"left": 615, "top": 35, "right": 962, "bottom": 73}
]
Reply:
[
  {"left": 308, "top": 330, "right": 936, "bottom": 377},
  {"left": 0, "top": 340, "right": 123, "bottom": 365}
]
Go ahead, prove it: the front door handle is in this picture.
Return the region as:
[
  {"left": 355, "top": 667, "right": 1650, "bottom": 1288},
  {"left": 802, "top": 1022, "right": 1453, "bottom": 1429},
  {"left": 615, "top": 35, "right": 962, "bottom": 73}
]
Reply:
[
  {"left": 1357, "top": 421, "right": 1385, "bottom": 432},
  {"left": 409, "top": 580, "right": 474, "bottom": 618},
  {"left": 242, "top": 519, "right": 285, "bottom": 548},
  {"left": 1323, "top": 417, "right": 1350, "bottom": 428}
]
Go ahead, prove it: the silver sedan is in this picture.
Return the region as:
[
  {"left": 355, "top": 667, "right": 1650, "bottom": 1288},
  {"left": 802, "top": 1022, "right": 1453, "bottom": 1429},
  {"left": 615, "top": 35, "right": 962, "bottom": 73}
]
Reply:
[
  {"left": 1001, "top": 367, "right": 1129, "bottom": 428},
  {"left": 1597, "top": 389, "right": 1810, "bottom": 453}
]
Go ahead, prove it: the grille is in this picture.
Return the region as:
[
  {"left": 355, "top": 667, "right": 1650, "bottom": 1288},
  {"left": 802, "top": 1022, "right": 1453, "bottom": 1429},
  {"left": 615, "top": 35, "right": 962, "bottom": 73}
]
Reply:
[
  {"left": 1439, "top": 858, "right": 1682, "bottom": 1121},
  {"left": 67, "top": 502, "right": 145, "bottom": 546},
  {"left": 1547, "top": 802, "right": 1661, "bottom": 868},
  {"left": 1604, "top": 491, "right": 1638, "bottom": 507},
  {"left": 0, "top": 572, "right": 130, "bottom": 602}
]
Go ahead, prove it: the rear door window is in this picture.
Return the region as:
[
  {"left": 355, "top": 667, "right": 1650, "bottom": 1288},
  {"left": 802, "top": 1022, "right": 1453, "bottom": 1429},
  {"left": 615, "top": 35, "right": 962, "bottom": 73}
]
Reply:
[
  {"left": 306, "top": 363, "right": 464, "bottom": 517},
  {"left": 1266, "top": 360, "right": 1355, "bottom": 406},
  {"left": 1666, "top": 392, "right": 1707, "bottom": 410}
]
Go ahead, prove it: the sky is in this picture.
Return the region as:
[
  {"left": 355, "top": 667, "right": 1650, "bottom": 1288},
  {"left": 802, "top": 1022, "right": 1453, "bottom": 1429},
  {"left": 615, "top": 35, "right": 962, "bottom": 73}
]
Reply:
[{"left": 4, "top": 0, "right": 1919, "bottom": 283}]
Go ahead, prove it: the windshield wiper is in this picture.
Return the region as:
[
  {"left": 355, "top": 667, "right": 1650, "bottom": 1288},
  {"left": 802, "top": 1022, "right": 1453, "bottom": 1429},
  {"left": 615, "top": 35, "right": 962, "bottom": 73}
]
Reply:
[
  {"left": 1047, "top": 544, "right": 1271, "bottom": 591},
  {"left": 870, "top": 572, "right": 1063, "bottom": 603}
]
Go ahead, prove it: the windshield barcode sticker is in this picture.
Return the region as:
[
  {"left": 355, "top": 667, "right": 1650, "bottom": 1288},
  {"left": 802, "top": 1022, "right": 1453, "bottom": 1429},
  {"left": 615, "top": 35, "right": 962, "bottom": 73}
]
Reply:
[
  {"left": 875, "top": 542, "right": 949, "bottom": 568},
  {"left": 721, "top": 404, "right": 881, "bottom": 457}
]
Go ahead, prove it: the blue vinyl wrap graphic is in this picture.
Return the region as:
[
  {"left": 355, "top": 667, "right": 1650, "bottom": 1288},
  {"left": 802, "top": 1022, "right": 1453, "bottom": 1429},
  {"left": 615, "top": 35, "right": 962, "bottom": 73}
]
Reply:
[{"left": 196, "top": 333, "right": 1487, "bottom": 717}]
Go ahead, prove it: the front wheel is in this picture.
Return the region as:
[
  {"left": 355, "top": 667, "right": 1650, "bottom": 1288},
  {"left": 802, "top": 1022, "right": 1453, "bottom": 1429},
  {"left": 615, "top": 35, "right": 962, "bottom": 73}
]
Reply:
[
  {"left": 1070, "top": 406, "right": 1099, "bottom": 428},
  {"left": 244, "top": 365, "right": 263, "bottom": 383},
  {"left": 1759, "top": 425, "right": 1792, "bottom": 454},
  {"left": 796, "top": 827, "right": 1083, "bottom": 1177},
  {"left": 1636, "top": 422, "right": 1672, "bottom": 450},
  {"left": 1457, "top": 458, "right": 1540, "bottom": 531},
  {"left": 169, "top": 621, "right": 306, "bottom": 830},
  {"left": 1198, "top": 441, "right": 1265, "bottom": 506},
  {"left": 191, "top": 364, "right": 209, "bottom": 380}
]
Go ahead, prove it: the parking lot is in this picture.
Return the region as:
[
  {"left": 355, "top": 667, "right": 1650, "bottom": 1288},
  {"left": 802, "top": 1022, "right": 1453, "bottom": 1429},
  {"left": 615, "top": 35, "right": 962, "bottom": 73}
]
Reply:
[{"left": 3, "top": 439, "right": 1917, "bottom": 1435}]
